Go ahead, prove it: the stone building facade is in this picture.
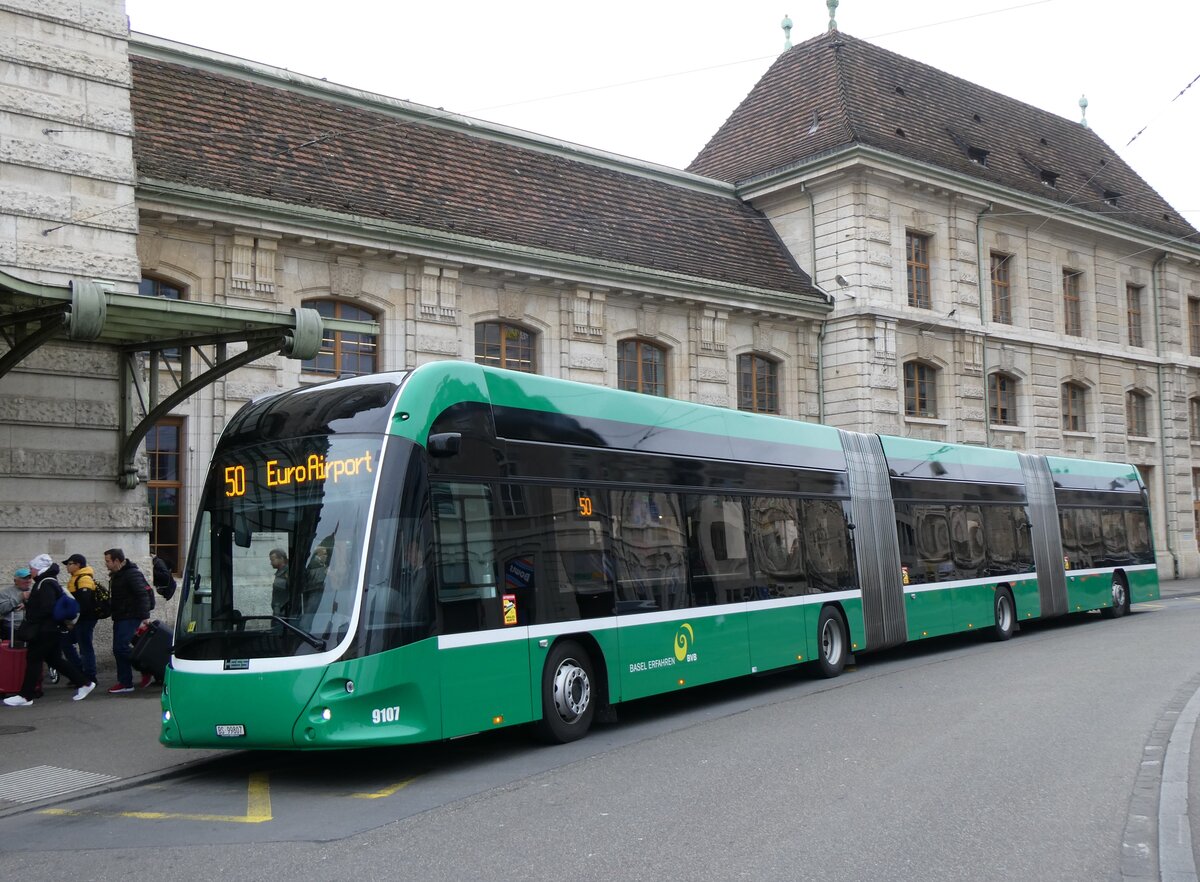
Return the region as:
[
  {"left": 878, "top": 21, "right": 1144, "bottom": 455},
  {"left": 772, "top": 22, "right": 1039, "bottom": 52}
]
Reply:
[{"left": 4, "top": 3, "right": 1200, "bottom": 582}]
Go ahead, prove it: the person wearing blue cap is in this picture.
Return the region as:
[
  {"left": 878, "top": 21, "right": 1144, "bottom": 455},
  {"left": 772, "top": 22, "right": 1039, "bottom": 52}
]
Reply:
[
  {"left": 2, "top": 555, "right": 95, "bottom": 706},
  {"left": 1, "top": 566, "right": 31, "bottom": 636}
]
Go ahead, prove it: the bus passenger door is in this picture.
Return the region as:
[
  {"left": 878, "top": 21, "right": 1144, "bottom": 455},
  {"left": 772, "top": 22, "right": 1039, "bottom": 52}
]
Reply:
[{"left": 432, "top": 481, "right": 531, "bottom": 738}]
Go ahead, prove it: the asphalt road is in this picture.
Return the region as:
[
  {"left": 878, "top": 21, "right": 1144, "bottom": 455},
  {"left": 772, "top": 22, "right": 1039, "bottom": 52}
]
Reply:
[{"left": 3, "top": 596, "right": 1199, "bottom": 881}]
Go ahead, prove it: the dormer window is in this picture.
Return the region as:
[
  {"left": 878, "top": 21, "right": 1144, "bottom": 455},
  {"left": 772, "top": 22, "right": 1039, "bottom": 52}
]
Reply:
[
  {"left": 1041, "top": 169, "right": 1058, "bottom": 188},
  {"left": 895, "top": 86, "right": 906, "bottom": 97},
  {"left": 967, "top": 146, "right": 989, "bottom": 165},
  {"left": 1103, "top": 190, "right": 1120, "bottom": 206}
]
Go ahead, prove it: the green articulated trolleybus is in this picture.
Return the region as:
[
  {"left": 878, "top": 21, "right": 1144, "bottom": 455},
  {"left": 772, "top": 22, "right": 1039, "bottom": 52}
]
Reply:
[{"left": 160, "top": 362, "right": 1158, "bottom": 749}]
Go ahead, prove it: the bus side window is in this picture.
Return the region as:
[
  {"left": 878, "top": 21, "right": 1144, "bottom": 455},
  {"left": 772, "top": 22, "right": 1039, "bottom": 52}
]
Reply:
[
  {"left": 749, "top": 497, "right": 806, "bottom": 598},
  {"left": 432, "top": 481, "right": 500, "bottom": 632},
  {"left": 802, "top": 499, "right": 855, "bottom": 591},
  {"left": 685, "top": 494, "right": 751, "bottom": 606},
  {"left": 611, "top": 489, "right": 687, "bottom": 613}
]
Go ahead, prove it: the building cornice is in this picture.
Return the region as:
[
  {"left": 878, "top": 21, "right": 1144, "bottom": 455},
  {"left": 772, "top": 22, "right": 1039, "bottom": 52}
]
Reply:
[
  {"left": 137, "top": 179, "right": 831, "bottom": 318},
  {"left": 738, "top": 144, "right": 1200, "bottom": 261}
]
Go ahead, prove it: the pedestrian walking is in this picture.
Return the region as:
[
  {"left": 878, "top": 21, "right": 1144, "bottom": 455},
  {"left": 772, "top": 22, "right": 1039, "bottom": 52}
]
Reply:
[
  {"left": 2, "top": 554, "right": 96, "bottom": 706},
  {"left": 103, "top": 548, "right": 152, "bottom": 694},
  {"left": 61, "top": 553, "right": 99, "bottom": 686},
  {"left": 0, "top": 566, "right": 30, "bottom": 634}
]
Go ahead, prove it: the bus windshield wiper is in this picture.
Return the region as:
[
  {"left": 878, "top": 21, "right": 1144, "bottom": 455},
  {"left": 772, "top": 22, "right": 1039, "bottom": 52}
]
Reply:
[{"left": 237, "top": 615, "right": 327, "bottom": 651}]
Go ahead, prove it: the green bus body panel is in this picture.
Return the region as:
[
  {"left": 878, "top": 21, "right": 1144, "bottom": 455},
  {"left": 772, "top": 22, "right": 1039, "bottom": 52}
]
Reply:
[
  {"left": 878, "top": 435, "right": 1025, "bottom": 479},
  {"left": 387, "top": 362, "right": 847, "bottom": 465},
  {"left": 617, "top": 614, "right": 751, "bottom": 701},
  {"left": 439, "top": 638, "right": 532, "bottom": 738},
  {"left": 160, "top": 641, "right": 445, "bottom": 749},
  {"left": 1127, "top": 568, "right": 1159, "bottom": 603},
  {"left": 746, "top": 604, "right": 813, "bottom": 670},
  {"left": 905, "top": 589, "right": 956, "bottom": 639}
]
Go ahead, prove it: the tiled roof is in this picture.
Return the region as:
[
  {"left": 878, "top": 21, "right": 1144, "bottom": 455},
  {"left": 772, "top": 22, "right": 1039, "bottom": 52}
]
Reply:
[
  {"left": 129, "top": 54, "right": 823, "bottom": 303},
  {"left": 688, "top": 31, "right": 1196, "bottom": 243}
]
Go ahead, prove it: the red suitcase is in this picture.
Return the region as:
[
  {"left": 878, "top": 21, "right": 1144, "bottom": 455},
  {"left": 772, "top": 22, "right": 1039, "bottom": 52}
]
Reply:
[{"left": 0, "top": 640, "right": 27, "bottom": 695}]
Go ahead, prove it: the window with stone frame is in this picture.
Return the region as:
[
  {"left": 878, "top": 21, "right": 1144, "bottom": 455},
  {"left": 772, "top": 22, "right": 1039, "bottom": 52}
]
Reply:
[
  {"left": 990, "top": 253, "right": 1013, "bottom": 324},
  {"left": 737, "top": 354, "right": 779, "bottom": 414},
  {"left": 1126, "top": 284, "right": 1145, "bottom": 348},
  {"left": 1191, "top": 398, "right": 1200, "bottom": 442},
  {"left": 1063, "top": 270, "right": 1083, "bottom": 336},
  {"left": 147, "top": 416, "right": 184, "bottom": 575},
  {"left": 906, "top": 232, "right": 932, "bottom": 309},
  {"left": 903, "top": 361, "right": 938, "bottom": 418},
  {"left": 988, "top": 372, "right": 1018, "bottom": 426},
  {"left": 1061, "top": 382, "right": 1088, "bottom": 432},
  {"left": 139, "top": 275, "right": 183, "bottom": 359},
  {"left": 1126, "top": 390, "right": 1150, "bottom": 437},
  {"left": 618, "top": 339, "right": 667, "bottom": 397},
  {"left": 1190, "top": 299, "right": 1200, "bottom": 357},
  {"left": 474, "top": 321, "right": 536, "bottom": 373},
  {"left": 301, "top": 299, "right": 379, "bottom": 377}
]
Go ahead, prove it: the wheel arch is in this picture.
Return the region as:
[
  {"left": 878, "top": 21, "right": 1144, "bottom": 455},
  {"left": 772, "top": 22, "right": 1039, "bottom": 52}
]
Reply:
[{"left": 537, "top": 631, "right": 611, "bottom": 715}]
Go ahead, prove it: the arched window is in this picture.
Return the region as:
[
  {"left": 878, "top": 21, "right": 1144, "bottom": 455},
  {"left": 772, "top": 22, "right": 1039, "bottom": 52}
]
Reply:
[
  {"left": 1062, "top": 382, "right": 1088, "bottom": 432},
  {"left": 138, "top": 277, "right": 183, "bottom": 300},
  {"left": 903, "top": 361, "right": 938, "bottom": 418},
  {"left": 147, "top": 417, "right": 184, "bottom": 575},
  {"left": 1190, "top": 398, "right": 1200, "bottom": 442},
  {"left": 618, "top": 339, "right": 666, "bottom": 396},
  {"left": 140, "top": 276, "right": 184, "bottom": 359},
  {"left": 988, "top": 372, "right": 1018, "bottom": 426},
  {"left": 301, "top": 299, "right": 379, "bottom": 377},
  {"left": 1126, "top": 390, "right": 1150, "bottom": 437},
  {"left": 737, "top": 354, "right": 779, "bottom": 414},
  {"left": 475, "top": 321, "right": 536, "bottom": 373}
]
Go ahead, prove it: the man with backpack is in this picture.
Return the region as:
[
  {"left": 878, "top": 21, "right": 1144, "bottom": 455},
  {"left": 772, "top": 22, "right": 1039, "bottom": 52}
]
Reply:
[
  {"left": 61, "top": 553, "right": 104, "bottom": 687},
  {"left": 2, "top": 554, "right": 96, "bottom": 707},
  {"left": 103, "top": 548, "right": 152, "bottom": 694}
]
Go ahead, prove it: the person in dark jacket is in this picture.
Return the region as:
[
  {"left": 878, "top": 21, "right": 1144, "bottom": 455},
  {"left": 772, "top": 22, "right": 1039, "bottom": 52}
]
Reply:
[
  {"left": 2, "top": 554, "right": 96, "bottom": 706},
  {"left": 103, "top": 548, "right": 152, "bottom": 694}
]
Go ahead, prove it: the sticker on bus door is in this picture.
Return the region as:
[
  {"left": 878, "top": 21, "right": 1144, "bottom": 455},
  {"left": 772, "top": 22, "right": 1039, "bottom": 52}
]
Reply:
[{"left": 503, "top": 594, "right": 517, "bottom": 625}]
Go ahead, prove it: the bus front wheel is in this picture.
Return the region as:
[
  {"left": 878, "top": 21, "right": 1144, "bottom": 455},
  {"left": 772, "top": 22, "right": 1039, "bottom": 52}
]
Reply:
[
  {"left": 534, "top": 640, "right": 596, "bottom": 744},
  {"left": 816, "top": 607, "right": 847, "bottom": 678},
  {"left": 1101, "top": 575, "right": 1129, "bottom": 619}
]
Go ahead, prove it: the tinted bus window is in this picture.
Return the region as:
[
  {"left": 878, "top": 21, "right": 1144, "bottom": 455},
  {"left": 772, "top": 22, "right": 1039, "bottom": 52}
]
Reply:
[
  {"left": 749, "top": 497, "right": 806, "bottom": 598},
  {"left": 611, "top": 490, "right": 687, "bottom": 613},
  {"left": 432, "top": 482, "right": 500, "bottom": 632},
  {"left": 685, "top": 494, "right": 751, "bottom": 606},
  {"left": 802, "top": 499, "right": 855, "bottom": 590},
  {"left": 950, "top": 505, "right": 986, "bottom": 575}
]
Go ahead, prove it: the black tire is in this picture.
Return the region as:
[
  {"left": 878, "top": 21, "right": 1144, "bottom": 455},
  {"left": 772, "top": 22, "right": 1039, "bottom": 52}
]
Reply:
[
  {"left": 1101, "top": 575, "right": 1129, "bottom": 619},
  {"left": 990, "top": 588, "right": 1015, "bottom": 641},
  {"left": 534, "top": 640, "right": 596, "bottom": 744},
  {"left": 816, "top": 607, "right": 848, "bottom": 678}
]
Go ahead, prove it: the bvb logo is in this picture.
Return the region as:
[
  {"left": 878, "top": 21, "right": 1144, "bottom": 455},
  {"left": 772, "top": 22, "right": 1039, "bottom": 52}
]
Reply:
[{"left": 674, "top": 623, "right": 694, "bottom": 662}]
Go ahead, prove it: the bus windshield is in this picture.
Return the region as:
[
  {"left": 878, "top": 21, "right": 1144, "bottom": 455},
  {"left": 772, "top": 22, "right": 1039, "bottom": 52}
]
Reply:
[{"left": 175, "top": 434, "right": 383, "bottom": 661}]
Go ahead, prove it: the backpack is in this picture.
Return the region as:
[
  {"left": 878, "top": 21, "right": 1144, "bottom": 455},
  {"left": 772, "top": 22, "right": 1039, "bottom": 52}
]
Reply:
[
  {"left": 52, "top": 585, "right": 81, "bottom": 624},
  {"left": 77, "top": 579, "right": 111, "bottom": 620}
]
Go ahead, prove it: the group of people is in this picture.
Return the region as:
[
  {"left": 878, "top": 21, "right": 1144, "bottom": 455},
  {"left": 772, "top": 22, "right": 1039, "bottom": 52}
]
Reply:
[{"left": 2, "top": 548, "right": 159, "bottom": 707}]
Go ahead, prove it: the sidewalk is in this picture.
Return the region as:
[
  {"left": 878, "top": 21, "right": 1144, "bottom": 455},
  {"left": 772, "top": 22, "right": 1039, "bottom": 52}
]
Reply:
[{"left": 2, "top": 576, "right": 1200, "bottom": 819}]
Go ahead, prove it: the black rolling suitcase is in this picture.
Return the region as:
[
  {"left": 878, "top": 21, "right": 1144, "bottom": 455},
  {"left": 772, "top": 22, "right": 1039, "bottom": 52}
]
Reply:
[{"left": 131, "top": 619, "right": 173, "bottom": 682}]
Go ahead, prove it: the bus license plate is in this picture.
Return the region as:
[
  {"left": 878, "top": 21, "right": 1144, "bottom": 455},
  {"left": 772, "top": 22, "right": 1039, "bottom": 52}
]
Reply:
[{"left": 215, "top": 724, "right": 246, "bottom": 738}]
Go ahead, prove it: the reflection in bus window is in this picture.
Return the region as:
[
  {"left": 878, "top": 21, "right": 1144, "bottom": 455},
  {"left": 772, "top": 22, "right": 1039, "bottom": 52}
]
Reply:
[
  {"left": 611, "top": 490, "right": 687, "bottom": 612},
  {"left": 432, "top": 482, "right": 499, "bottom": 632},
  {"left": 949, "top": 505, "right": 986, "bottom": 573},
  {"left": 802, "top": 499, "right": 854, "bottom": 590},
  {"left": 749, "top": 497, "right": 805, "bottom": 597},
  {"left": 685, "top": 494, "right": 751, "bottom": 606}
]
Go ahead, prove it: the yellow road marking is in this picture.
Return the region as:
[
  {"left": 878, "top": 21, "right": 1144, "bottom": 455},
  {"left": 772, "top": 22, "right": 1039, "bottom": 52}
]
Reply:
[
  {"left": 39, "top": 772, "right": 273, "bottom": 824},
  {"left": 352, "top": 777, "right": 416, "bottom": 799}
]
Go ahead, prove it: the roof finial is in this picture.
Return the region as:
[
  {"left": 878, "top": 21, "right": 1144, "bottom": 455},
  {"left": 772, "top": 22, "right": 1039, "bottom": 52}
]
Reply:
[
  {"left": 782, "top": 13, "right": 793, "bottom": 50},
  {"left": 1078, "top": 94, "right": 1089, "bottom": 128},
  {"left": 827, "top": 0, "right": 839, "bottom": 32}
]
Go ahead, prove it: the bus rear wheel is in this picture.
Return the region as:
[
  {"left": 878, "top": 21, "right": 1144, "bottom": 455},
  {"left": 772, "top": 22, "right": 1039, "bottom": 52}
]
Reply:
[
  {"left": 1101, "top": 575, "right": 1129, "bottom": 619},
  {"left": 816, "top": 607, "right": 847, "bottom": 678},
  {"left": 534, "top": 640, "right": 595, "bottom": 744},
  {"left": 990, "top": 588, "right": 1015, "bottom": 641}
]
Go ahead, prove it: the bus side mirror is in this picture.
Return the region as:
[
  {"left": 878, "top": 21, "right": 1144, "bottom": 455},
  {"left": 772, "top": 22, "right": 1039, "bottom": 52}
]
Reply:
[{"left": 428, "top": 432, "right": 462, "bottom": 457}]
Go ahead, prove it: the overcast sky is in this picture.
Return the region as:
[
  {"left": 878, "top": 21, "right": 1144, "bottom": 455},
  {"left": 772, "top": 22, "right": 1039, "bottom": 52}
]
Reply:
[{"left": 124, "top": 0, "right": 1199, "bottom": 235}]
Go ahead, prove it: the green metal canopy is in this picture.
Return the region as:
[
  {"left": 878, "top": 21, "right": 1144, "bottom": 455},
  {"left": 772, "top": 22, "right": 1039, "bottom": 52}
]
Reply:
[{"left": 0, "top": 270, "right": 380, "bottom": 488}]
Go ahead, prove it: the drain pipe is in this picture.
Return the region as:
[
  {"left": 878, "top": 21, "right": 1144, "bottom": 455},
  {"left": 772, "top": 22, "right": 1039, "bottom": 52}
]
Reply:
[
  {"left": 1151, "top": 251, "right": 1179, "bottom": 577},
  {"left": 975, "top": 202, "right": 994, "bottom": 445}
]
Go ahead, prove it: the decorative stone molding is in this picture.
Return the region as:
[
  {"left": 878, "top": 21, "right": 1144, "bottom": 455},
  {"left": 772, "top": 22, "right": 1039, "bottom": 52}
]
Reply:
[
  {"left": 699, "top": 393, "right": 729, "bottom": 408},
  {"left": 329, "top": 260, "right": 363, "bottom": 299},
  {"left": 420, "top": 264, "right": 458, "bottom": 322},
  {"left": 636, "top": 304, "right": 660, "bottom": 338},
  {"left": 499, "top": 285, "right": 526, "bottom": 321},
  {"left": 698, "top": 364, "right": 728, "bottom": 383},
  {"left": 573, "top": 288, "right": 605, "bottom": 337},
  {"left": 415, "top": 334, "right": 459, "bottom": 355},
  {"left": 701, "top": 308, "right": 727, "bottom": 351},
  {"left": 569, "top": 354, "right": 605, "bottom": 371},
  {"left": 229, "top": 234, "right": 277, "bottom": 295}
]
